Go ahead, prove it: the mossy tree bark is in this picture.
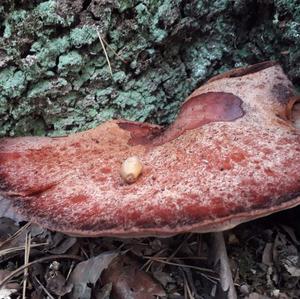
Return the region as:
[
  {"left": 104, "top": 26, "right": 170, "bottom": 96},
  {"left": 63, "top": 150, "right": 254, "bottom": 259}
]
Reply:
[{"left": 0, "top": 0, "right": 299, "bottom": 137}]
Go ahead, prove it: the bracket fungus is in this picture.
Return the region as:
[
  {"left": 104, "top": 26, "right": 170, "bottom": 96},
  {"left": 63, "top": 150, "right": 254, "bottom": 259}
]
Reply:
[{"left": 0, "top": 61, "right": 300, "bottom": 237}]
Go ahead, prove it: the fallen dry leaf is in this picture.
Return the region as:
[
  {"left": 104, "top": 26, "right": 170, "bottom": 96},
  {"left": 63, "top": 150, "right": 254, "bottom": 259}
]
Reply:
[
  {"left": 102, "top": 255, "right": 166, "bottom": 299},
  {"left": 69, "top": 250, "right": 118, "bottom": 299}
]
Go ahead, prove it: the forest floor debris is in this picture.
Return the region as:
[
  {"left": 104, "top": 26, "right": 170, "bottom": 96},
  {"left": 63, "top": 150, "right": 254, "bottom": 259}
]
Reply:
[{"left": 1, "top": 208, "right": 300, "bottom": 299}]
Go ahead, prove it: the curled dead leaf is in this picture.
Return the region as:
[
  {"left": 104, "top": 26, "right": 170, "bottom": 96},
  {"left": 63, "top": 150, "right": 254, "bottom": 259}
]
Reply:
[{"left": 102, "top": 256, "right": 166, "bottom": 299}]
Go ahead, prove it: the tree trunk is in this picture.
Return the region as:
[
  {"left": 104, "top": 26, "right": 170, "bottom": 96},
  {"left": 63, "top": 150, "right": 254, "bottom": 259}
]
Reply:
[{"left": 0, "top": 0, "right": 299, "bottom": 137}]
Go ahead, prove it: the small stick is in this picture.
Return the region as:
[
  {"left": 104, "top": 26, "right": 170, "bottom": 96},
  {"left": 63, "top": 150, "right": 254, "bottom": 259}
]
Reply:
[
  {"left": 0, "top": 222, "right": 31, "bottom": 249},
  {"left": 34, "top": 276, "right": 55, "bottom": 299},
  {"left": 144, "top": 256, "right": 216, "bottom": 274},
  {"left": 65, "top": 261, "right": 75, "bottom": 281},
  {"left": 180, "top": 261, "right": 197, "bottom": 298},
  {"left": 166, "top": 233, "right": 193, "bottom": 263},
  {"left": 183, "top": 272, "right": 195, "bottom": 299},
  {"left": 22, "top": 232, "right": 31, "bottom": 299},
  {"left": 141, "top": 248, "right": 167, "bottom": 272},
  {"left": 96, "top": 27, "right": 113, "bottom": 77},
  {"left": 101, "top": 38, "right": 127, "bottom": 64},
  {"left": 0, "top": 242, "right": 48, "bottom": 257}
]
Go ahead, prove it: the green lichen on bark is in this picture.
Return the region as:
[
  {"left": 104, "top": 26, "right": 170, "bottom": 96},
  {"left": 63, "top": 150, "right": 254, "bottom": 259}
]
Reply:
[{"left": 0, "top": 0, "right": 299, "bottom": 136}]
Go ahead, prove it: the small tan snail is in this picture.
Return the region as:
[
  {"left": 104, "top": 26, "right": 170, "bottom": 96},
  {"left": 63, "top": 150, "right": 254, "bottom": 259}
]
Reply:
[{"left": 120, "top": 156, "right": 143, "bottom": 183}]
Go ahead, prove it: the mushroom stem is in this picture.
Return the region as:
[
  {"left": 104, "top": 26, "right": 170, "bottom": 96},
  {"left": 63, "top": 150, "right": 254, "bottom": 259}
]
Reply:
[{"left": 212, "top": 232, "right": 237, "bottom": 299}]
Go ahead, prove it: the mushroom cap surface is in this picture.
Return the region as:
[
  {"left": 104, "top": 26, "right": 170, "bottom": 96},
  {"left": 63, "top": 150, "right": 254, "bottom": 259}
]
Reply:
[{"left": 0, "top": 62, "right": 299, "bottom": 237}]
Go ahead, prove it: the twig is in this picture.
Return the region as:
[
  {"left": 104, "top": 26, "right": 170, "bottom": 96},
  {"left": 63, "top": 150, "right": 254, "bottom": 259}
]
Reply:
[
  {"left": 22, "top": 232, "right": 31, "bottom": 299},
  {"left": 166, "top": 233, "right": 193, "bottom": 263},
  {"left": 143, "top": 256, "right": 216, "bottom": 273},
  {"left": 0, "top": 242, "right": 48, "bottom": 257},
  {"left": 65, "top": 261, "right": 75, "bottom": 281},
  {"left": 0, "top": 254, "right": 83, "bottom": 288},
  {"left": 145, "top": 256, "right": 206, "bottom": 261},
  {"left": 78, "top": 243, "right": 89, "bottom": 260},
  {"left": 0, "top": 222, "right": 31, "bottom": 249},
  {"left": 142, "top": 234, "right": 194, "bottom": 273},
  {"left": 183, "top": 272, "right": 195, "bottom": 299},
  {"left": 96, "top": 27, "right": 113, "bottom": 77},
  {"left": 182, "top": 266, "right": 196, "bottom": 299},
  {"left": 34, "top": 276, "right": 55, "bottom": 299},
  {"left": 101, "top": 38, "right": 127, "bottom": 64},
  {"left": 140, "top": 248, "right": 167, "bottom": 272}
]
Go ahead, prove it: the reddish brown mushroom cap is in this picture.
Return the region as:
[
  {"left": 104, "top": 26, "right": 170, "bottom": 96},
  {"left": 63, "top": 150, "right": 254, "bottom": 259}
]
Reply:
[{"left": 1, "top": 62, "right": 300, "bottom": 237}]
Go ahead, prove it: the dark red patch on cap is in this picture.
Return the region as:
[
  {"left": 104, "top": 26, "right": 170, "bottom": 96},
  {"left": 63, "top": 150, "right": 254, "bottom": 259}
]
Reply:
[
  {"left": 119, "top": 92, "right": 244, "bottom": 146},
  {"left": 117, "top": 121, "right": 163, "bottom": 145}
]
